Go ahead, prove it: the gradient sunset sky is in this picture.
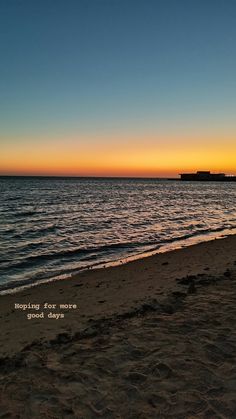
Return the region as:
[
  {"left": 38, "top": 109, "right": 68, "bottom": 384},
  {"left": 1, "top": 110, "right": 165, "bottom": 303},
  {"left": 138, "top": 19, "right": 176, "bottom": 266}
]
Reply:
[{"left": 1, "top": 0, "right": 236, "bottom": 177}]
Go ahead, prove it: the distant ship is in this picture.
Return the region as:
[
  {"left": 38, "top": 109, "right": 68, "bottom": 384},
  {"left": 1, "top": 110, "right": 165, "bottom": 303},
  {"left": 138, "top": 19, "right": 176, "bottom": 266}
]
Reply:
[{"left": 180, "top": 171, "right": 236, "bottom": 181}]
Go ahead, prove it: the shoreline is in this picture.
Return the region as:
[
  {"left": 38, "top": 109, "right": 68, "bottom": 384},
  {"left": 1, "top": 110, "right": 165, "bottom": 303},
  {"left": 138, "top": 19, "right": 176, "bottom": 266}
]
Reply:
[
  {"left": 1, "top": 234, "right": 236, "bottom": 417},
  {"left": 2, "top": 226, "right": 236, "bottom": 296},
  {"left": 0, "top": 234, "right": 236, "bottom": 357}
]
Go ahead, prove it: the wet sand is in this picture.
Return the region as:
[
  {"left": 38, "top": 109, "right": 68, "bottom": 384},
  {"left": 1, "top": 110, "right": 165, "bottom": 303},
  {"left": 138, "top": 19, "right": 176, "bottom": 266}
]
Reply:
[{"left": 0, "top": 235, "right": 236, "bottom": 417}]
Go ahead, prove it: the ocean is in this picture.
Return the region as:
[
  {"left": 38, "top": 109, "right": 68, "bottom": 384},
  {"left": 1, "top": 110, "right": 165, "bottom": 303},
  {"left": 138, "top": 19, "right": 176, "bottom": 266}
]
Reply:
[{"left": 0, "top": 177, "right": 236, "bottom": 293}]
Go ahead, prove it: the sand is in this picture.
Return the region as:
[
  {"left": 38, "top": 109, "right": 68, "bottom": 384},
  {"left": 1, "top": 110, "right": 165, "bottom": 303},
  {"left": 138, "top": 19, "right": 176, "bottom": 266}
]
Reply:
[{"left": 0, "top": 235, "right": 236, "bottom": 418}]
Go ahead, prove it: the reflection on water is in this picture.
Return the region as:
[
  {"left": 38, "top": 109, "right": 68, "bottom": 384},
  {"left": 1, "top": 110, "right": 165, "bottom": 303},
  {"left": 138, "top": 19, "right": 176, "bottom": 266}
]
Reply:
[{"left": 0, "top": 177, "right": 236, "bottom": 291}]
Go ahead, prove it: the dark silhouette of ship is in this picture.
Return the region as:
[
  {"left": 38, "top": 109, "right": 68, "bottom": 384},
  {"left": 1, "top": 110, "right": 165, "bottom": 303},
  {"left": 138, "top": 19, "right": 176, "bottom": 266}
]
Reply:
[{"left": 180, "top": 171, "right": 236, "bottom": 181}]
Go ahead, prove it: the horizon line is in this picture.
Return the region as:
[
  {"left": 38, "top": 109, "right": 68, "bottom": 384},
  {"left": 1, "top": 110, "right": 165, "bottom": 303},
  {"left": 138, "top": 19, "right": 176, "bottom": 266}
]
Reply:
[{"left": 0, "top": 175, "right": 180, "bottom": 180}]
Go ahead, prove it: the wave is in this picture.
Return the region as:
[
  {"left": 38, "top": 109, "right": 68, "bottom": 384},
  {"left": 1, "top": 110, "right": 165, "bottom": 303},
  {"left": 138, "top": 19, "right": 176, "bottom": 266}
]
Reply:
[
  {"left": 12, "top": 224, "right": 59, "bottom": 240},
  {"left": 14, "top": 210, "right": 37, "bottom": 218},
  {"left": 1, "top": 224, "right": 236, "bottom": 273},
  {"left": 0, "top": 241, "right": 141, "bottom": 271}
]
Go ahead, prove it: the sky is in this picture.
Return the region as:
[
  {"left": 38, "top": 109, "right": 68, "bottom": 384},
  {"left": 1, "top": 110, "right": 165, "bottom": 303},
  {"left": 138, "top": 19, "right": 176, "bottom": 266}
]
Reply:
[{"left": 0, "top": 0, "right": 236, "bottom": 177}]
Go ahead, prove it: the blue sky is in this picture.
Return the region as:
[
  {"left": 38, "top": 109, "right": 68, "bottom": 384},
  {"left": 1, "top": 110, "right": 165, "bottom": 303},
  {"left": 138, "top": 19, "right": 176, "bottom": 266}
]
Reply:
[{"left": 1, "top": 0, "right": 236, "bottom": 175}]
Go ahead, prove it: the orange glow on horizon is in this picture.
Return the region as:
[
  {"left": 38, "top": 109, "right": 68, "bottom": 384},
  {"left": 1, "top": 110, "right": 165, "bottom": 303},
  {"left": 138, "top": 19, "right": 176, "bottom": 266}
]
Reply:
[{"left": 1, "top": 134, "right": 236, "bottom": 177}]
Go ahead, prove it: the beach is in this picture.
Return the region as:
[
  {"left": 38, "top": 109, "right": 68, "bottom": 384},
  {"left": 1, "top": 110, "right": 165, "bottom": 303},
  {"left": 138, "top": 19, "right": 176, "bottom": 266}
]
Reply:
[
  {"left": 0, "top": 235, "right": 236, "bottom": 418},
  {"left": 2, "top": 0, "right": 236, "bottom": 417}
]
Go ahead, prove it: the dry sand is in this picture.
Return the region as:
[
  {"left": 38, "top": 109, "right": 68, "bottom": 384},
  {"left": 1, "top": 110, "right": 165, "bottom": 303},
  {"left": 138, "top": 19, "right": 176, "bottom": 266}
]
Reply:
[{"left": 0, "top": 235, "right": 236, "bottom": 418}]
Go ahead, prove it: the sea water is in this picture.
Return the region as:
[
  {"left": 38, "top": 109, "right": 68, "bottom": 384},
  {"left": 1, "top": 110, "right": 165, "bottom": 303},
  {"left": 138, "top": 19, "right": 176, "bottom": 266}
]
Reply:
[{"left": 0, "top": 177, "right": 235, "bottom": 292}]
